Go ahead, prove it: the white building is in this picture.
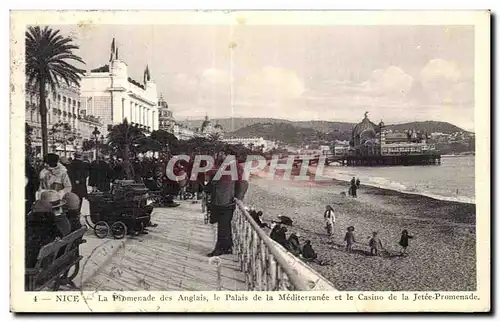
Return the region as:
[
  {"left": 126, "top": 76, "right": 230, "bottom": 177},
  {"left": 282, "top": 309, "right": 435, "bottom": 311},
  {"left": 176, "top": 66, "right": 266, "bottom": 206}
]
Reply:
[
  {"left": 173, "top": 123, "right": 196, "bottom": 140},
  {"left": 80, "top": 57, "right": 159, "bottom": 135},
  {"left": 223, "top": 137, "right": 276, "bottom": 152}
]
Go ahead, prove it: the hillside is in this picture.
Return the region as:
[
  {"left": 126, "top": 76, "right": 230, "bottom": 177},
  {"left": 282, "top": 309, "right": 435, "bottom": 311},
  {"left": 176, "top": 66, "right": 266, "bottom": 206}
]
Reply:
[
  {"left": 226, "top": 122, "right": 328, "bottom": 145},
  {"left": 180, "top": 118, "right": 467, "bottom": 134},
  {"left": 384, "top": 121, "right": 466, "bottom": 134},
  {"left": 181, "top": 118, "right": 293, "bottom": 132}
]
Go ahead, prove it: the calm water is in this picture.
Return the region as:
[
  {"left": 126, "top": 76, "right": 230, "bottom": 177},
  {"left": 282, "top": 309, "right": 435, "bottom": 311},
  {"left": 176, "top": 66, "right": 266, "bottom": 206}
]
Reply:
[{"left": 323, "top": 156, "right": 475, "bottom": 204}]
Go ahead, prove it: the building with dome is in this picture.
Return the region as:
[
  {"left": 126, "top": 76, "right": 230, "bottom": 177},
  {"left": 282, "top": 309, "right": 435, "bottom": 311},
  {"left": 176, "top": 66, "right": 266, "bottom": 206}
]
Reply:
[
  {"left": 339, "top": 112, "right": 440, "bottom": 165},
  {"left": 200, "top": 115, "right": 213, "bottom": 133},
  {"left": 157, "top": 94, "right": 175, "bottom": 133},
  {"left": 198, "top": 115, "right": 224, "bottom": 138},
  {"left": 350, "top": 112, "right": 383, "bottom": 156}
]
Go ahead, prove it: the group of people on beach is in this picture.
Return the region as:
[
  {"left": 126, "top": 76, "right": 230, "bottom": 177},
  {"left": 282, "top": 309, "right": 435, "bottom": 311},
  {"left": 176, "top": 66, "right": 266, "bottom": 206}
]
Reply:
[
  {"left": 247, "top": 207, "right": 322, "bottom": 263},
  {"left": 323, "top": 204, "right": 415, "bottom": 256},
  {"left": 348, "top": 177, "right": 361, "bottom": 198},
  {"left": 246, "top": 201, "right": 415, "bottom": 265}
]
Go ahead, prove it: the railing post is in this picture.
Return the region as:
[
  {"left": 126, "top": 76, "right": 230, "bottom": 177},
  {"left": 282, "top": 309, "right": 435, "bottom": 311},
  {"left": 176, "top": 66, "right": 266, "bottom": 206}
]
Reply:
[
  {"left": 269, "top": 256, "right": 277, "bottom": 291},
  {"left": 260, "top": 241, "right": 268, "bottom": 291},
  {"left": 233, "top": 199, "right": 311, "bottom": 292},
  {"left": 254, "top": 231, "right": 262, "bottom": 291}
]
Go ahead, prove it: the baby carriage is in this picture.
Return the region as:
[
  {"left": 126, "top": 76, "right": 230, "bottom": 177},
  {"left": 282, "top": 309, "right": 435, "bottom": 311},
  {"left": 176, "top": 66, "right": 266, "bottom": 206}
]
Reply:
[{"left": 85, "top": 180, "right": 153, "bottom": 239}]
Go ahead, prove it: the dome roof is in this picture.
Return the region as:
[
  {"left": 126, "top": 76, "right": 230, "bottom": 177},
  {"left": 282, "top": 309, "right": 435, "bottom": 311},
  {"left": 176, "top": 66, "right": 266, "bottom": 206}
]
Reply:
[
  {"left": 352, "top": 113, "right": 378, "bottom": 138},
  {"left": 201, "top": 115, "right": 212, "bottom": 131},
  {"left": 214, "top": 122, "right": 223, "bottom": 130}
]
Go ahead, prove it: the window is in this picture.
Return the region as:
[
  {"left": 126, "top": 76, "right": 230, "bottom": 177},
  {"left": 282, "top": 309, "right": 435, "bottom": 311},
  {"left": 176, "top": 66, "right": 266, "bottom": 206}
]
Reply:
[
  {"left": 63, "top": 96, "right": 66, "bottom": 103},
  {"left": 58, "top": 94, "right": 61, "bottom": 101}
]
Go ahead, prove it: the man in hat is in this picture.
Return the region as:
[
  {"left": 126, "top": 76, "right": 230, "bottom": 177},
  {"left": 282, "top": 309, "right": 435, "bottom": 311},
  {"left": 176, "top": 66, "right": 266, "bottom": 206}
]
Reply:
[
  {"left": 63, "top": 192, "right": 82, "bottom": 232},
  {"left": 207, "top": 148, "right": 248, "bottom": 257},
  {"left": 67, "top": 152, "right": 89, "bottom": 211},
  {"left": 39, "top": 190, "right": 71, "bottom": 237},
  {"left": 38, "top": 153, "right": 72, "bottom": 198}
]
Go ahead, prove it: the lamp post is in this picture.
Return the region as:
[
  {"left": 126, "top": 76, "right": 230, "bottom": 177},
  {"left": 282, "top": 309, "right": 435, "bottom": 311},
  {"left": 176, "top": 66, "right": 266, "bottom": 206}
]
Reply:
[{"left": 92, "top": 126, "right": 101, "bottom": 160}]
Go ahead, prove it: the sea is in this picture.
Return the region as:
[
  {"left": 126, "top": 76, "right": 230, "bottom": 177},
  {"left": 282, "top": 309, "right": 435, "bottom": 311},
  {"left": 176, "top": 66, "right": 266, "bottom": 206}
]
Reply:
[{"left": 322, "top": 155, "right": 475, "bottom": 204}]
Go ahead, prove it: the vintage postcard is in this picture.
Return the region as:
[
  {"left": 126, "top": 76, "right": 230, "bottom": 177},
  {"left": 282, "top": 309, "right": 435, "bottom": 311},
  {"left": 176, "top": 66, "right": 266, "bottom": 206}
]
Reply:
[{"left": 10, "top": 10, "right": 490, "bottom": 313}]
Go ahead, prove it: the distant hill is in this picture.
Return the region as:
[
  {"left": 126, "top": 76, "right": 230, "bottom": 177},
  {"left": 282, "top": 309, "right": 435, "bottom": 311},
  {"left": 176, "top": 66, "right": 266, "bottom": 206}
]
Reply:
[
  {"left": 180, "top": 118, "right": 467, "bottom": 135},
  {"left": 384, "top": 121, "right": 466, "bottom": 134},
  {"left": 181, "top": 118, "right": 293, "bottom": 132},
  {"left": 226, "top": 122, "right": 328, "bottom": 146}
]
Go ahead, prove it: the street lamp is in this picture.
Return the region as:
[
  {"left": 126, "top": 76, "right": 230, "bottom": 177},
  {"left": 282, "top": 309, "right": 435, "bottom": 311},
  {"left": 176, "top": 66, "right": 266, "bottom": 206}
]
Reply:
[{"left": 92, "top": 126, "right": 101, "bottom": 159}]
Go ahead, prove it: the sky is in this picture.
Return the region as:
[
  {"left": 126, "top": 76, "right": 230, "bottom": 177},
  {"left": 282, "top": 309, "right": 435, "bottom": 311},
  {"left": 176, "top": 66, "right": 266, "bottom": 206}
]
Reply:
[{"left": 57, "top": 24, "right": 475, "bottom": 131}]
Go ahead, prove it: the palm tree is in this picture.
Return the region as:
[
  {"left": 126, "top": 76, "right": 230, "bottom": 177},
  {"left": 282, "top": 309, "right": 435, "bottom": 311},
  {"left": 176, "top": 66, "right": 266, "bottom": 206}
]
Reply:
[
  {"left": 150, "top": 129, "right": 179, "bottom": 153},
  {"left": 207, "top": 132, "right": 222, "bottom": 143},
  {"left": 107, "top": 119, "right": 145, "bottom": 161},
  {"left": 25, "top": 26, "right": 85, "bottom": 156}
]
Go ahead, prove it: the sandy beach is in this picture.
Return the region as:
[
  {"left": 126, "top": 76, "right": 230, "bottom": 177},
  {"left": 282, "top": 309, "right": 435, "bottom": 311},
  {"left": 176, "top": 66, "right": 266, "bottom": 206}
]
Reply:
[{"left": 244, "top": 172, "right": 476, "bottom": 291}]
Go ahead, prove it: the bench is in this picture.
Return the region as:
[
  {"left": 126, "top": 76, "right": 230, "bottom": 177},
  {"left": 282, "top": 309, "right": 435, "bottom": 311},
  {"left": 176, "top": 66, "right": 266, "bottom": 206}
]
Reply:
[{"left": 25, "top": 226, "right": 88, "bottom": 291}]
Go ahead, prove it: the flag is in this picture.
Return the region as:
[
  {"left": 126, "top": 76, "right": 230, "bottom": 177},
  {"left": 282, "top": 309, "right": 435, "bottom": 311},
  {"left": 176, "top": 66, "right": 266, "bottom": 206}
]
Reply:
[
  {"left": 144, "top": 65, "right": 151, "bottom": 84},
  {"left": 109, "top": 38, "right": 116, "bottom": 62}
]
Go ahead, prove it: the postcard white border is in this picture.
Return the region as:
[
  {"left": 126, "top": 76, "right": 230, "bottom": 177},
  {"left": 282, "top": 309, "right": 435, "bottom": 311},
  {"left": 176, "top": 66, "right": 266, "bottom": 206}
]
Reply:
[{"left": 9, "top": 10, "right": 490, "bottom": 313}]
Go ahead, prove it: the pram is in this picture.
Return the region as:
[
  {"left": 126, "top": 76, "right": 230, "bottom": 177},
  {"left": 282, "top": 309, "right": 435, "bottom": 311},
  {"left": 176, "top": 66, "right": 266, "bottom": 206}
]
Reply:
[{"left": 85, "top": 180, "right": 153, "bottom": 239}]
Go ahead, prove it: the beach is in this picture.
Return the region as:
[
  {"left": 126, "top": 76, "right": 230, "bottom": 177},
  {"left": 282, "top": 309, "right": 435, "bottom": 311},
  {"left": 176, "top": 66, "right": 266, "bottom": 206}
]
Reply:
[{"left": 245, "top": 174, "right": 476, "bottom": 291}]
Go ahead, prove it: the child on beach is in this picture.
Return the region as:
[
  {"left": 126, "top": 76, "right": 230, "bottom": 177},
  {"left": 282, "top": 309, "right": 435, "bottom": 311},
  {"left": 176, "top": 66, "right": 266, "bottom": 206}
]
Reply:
[
  {"left": 369, "top": 232, "right": 384, "bottom": 256},
  {"left": 344, "top": 226, "right": 356, "bottom": 252},
  {"left": 324, "top": 205, "right": 336, "bottom": 237},
  {"left": 399, "top": 229, "right": 414, "bottom": 255},
  {"left": 302, "top": 240, "right": 317, "bottom": 260}
]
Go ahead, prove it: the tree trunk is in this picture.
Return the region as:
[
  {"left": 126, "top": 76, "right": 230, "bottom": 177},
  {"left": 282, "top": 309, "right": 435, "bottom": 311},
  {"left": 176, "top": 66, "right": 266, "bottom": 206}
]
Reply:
[
  {"left": 39, "top": 78, "right": 48, "bottom": 156},
  {"left": 123, "top": 143, "right": 130, "bottom": 163}
]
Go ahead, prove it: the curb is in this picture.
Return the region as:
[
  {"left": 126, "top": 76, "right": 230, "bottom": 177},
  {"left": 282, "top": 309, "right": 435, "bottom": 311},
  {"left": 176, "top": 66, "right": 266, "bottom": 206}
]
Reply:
[{"left": 79, "top": 238, "right": 128, "bottom": 288}]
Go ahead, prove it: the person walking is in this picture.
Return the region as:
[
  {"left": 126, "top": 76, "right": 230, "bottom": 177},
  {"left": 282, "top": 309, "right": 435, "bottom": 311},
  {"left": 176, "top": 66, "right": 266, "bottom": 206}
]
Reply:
[
  {"left": 324, "top": 205, "right": 336, "bottom": 237},
  {"left": 207, "top": 149, "right": 248, "bottom": 257},
  {"left": 399, "top": 229, "right": 414, "bottom": 255},
  {"left": 369, "top": 231, "right": 384, "bottom": 256},
  {"left": 97, "top": 157, "right": 112, "bottom": 192},
  {"left": 67, "top": 152, "right": 89, "bottom": 211},
  {"left": 351, "top": 180, "right": 358, "bottom": 198},
  {"left": 344, "top": 226, "right": 356, "bottom": 252}
]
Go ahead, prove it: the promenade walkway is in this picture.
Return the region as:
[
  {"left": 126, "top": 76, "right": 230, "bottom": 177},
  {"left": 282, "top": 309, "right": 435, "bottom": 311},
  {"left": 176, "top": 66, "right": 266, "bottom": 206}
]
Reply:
[{"left": 82, "top": 201, "right": 246, "bottom": 291}]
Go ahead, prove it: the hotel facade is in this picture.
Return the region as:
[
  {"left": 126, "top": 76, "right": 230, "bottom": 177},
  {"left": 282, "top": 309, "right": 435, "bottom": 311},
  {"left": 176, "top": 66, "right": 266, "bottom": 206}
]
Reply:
[
  {"left": 25, "top": 81, "right": 105, "bottom": 158},
  {"left": 79, "top": 58, "right": 159, "bottom": 135}
]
